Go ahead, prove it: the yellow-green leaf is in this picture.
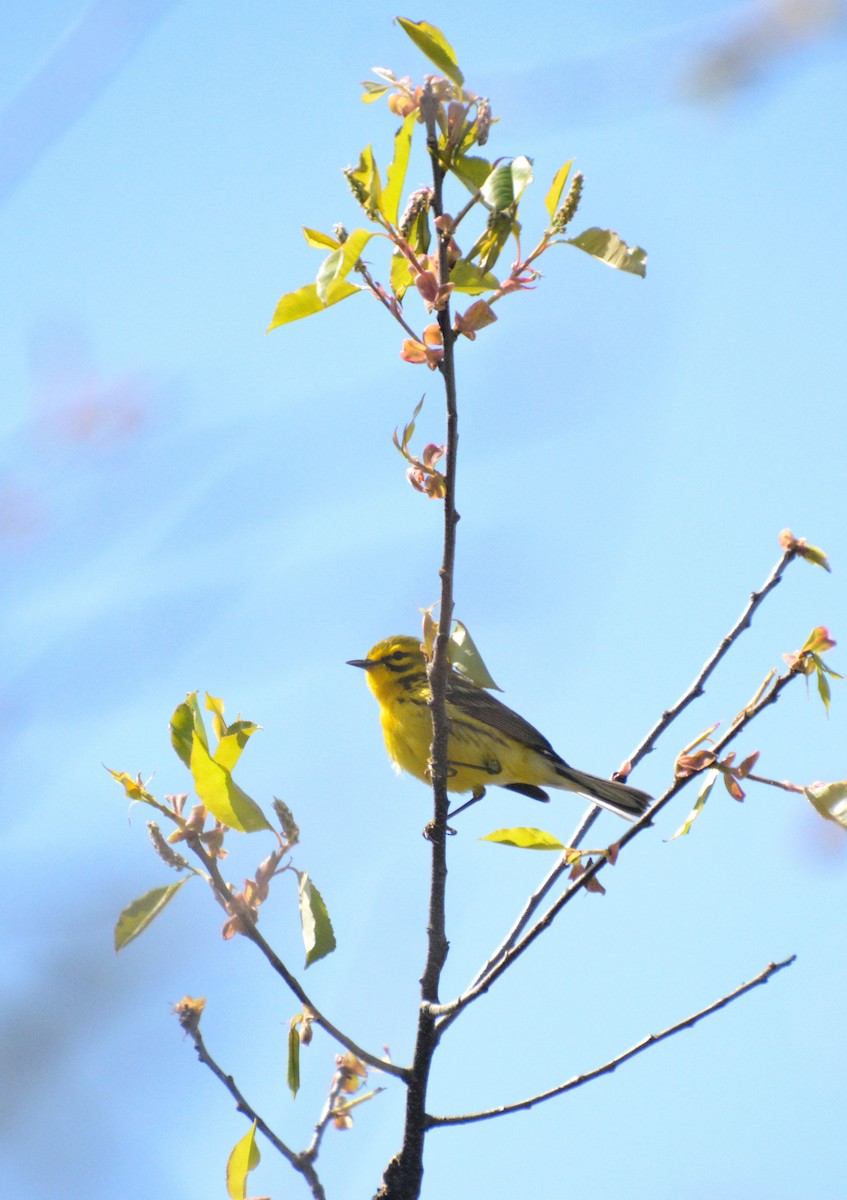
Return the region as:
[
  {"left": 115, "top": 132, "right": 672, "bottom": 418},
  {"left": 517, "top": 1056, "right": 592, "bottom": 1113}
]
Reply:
[
  {"left": 480, "top": 155, "right": 533, "bottom": 211},
  {"left": 668, "top": 769, "right": 718, "bottom": 839},
  {"left": 302, "top": 226, "right": 341, "bottom": 250},
  {"left": 189, "top": 736, "right": 271, "bottom": 833},
  {"left": 800, "top": 542, "right": 831, "bottom": 571},
  {"left": 449, "top": 260, "right": 499, "bottom": 294},
  {"left": 805, "top": 781, "right": 847, "bottom": 828},
  {"left": 545, "top": 160, "right": 573, "bottom": 219},
  {"left": 226, "top": 1121, "right": 261, "bottom": 1200},
  {"left": 214, "top": 721, "right": 260, "bottom": 773},
  {"left": 396, "top": 17, "right": 464, "bottom": 88},
  {"left": 451, "top": 154, "right": 493, "bottom": 193},
  {"left": 298, "top": 872, "right": 336, "bottom": 967},
  {"left": 266, "top": 280, "right": 361, "bottom": 331},
  {"left": 382, "top": 111, "right": 417, "bottom": 225},
  {"left": 169, "top": 701, "right": 196, "bottom": 767},
  {"left": 106, "top": 767, "right": 156, "bottom": 805},
  {"left": 114, "top": 879, "right": 191, "bottom": 950},
  {"left": 361, "top": 80, "right": 390, "bottom": 103},
  {"left": 345, "top": 144, "right": 383, "bottom": 217},
  {"left": 566, "top": 227, "right": 647, "bottom": 277},
  {"left": 390, "top": 248, "right": 413, "bottom": 299},
  {"left": 316, "top": 228, "right": 375, "bottom": 305},
  {"left": 287, "top": 1023, "right": 301, "bottom": 1098},
  {"left": 480, "top": 827, "right": 565, "bottom": 850},
  {"left": 449, "top": 622, "right": 501, "bottom": 690}
]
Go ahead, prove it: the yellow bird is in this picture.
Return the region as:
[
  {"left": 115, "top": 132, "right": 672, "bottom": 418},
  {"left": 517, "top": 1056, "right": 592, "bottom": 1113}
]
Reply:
[{"left": 348, "top": 635, "right": 651, "bottom": 821}]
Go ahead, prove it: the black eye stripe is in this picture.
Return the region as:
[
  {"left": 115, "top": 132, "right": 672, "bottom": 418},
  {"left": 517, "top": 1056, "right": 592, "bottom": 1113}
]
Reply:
[{"left": 382, "top": 653, "right": 411, "bottom": 672}]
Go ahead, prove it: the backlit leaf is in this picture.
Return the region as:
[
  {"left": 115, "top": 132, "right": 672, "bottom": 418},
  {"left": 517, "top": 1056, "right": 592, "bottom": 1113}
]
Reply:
[
  {"left": 545, "top": 160, "right": 573, "bottom": 219},
  {"left": 396, "top": 18, "right": 464, "bottom": 87},
  {"left": 566, "top": 227, "right": 647, "bottom": 277},
  {"left": 668, "top": 769, "right": 718, "bottom": 839},
  {"left": 114, "top": 878, "right": 191, "bottom": 950},
  {"left": 480, "top": 827, "right": 565, "bottom": 850},
  {"left": 316, "top": 228, "right": 375, "bottom": 304},
  {"left": 287, "top": 1023, "right": 301, "bottom": 1098},
  {"left": 382, "top": 111, "right": 418, "bottom": 225},
  {"left": 805, "top": 781, "right": 847, "bottom": 828},
  {"left": 449, "top": 622, "right": 501, "bottom": 690},
  {"left": 480, "top": 156, "right": 533, "bottom": 211},
  {"left": 266, "top": 280, "right": 361, "bottom": 330},
  {"left": 302, "top": 227, "right": 341, "bottom": 250},
  {"left": 298, "top": 872, "right": 336, "bottom": 966},
  {"left": 190, "top": 736, "right": 271, "bottom": 833},
  {"left": 226, "top": 1121, "right": 261, "bottom": 1200},
  {"left": 451, "top": 154, "right": 493, "bottom": 193}
]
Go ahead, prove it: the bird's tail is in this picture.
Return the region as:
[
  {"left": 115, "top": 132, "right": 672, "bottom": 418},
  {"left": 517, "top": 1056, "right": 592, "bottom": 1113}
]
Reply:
[{"left": 554, "top": 765, "right": 652, "bottom": 822}]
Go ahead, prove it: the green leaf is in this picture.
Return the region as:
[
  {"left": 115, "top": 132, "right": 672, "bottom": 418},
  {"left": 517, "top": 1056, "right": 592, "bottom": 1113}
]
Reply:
[
  {"left": 545, "top": 160, "right": 573, "bottom": 220},
  {"left": 287, "top": 1023, "right": 301, "bottom": 1098},
  {"left": 805, "top": 781, "right": 847, "bottom": 828},
  {"left": 169, "top": 702, "right": 196, "bottom": 768},
  {"left": 185, "top": 691, "right": 209, "bottom": 749},
  {"left": 480, "top": 827, "right": 565, "bottom": 850},
  {"left": 801, "top": 542, "right": 831, "bottom": 571},
  {"left": 214, "top": 721, "right": 261, "bottom": 773},
  {"left": 266, "top": 280, "right": 362, "bottom": 330},
  {"left": 316, "top": 228, "right": 375, "bottom": 305},
  {"left": 449, "top": 260, "right": 500, "bottom": 294},
  {"left": 302, "top": 226, "right": 340, "bottom": 250},
  {"left": 106, "top": 767, "right": 156, "bottom": 805},
  {"left": 566, "top": 227, "right": 647, "bottom": 277},
  {"left": 668, "top": 769, "right": 718, "bottom": 840},
  {"left": 451, "top": 154, "right": 493, "bottom": 193},
  {"left": 361, "top": 80, "right": 390, "bottom": 103},
  {"left": 396, "top": 17, "right": 464, "bottom": 87},
  {"left": 226, "top": 1121, "right": 261, "bottom": 1200},
  {"left": 449, "top": 622, "right": 501, "bottom": 690},
  {"left": 114, "top": 878, "right": 191, "bottom": 950},
  {"left": 480, "top": 156, "right": 533, "bottom": 211},
  {"left": 189, "top": 736, "right": 271, "bottom": 833},
  {"left": 817, "top": 665, "right": 832, "bottom": 713},
  {"left": 297, "top": 872, "right": 336, "bottom": 966},
  {"left": 382, "top": 111, "right": 418, "bottom": 225},
  {"left": 345, "top": 145, "right": 383, "bottom": 217},
  {"left": 390, "top": 249, "right": 413, "bottom": 299},
  {"left": 466, "top": 211, "right": 518, "bottom": 274}
]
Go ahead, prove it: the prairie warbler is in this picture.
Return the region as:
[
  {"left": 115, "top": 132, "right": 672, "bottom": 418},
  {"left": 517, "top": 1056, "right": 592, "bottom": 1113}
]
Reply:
[{"left": 348, "top": 635, "right": 651, "bottom": 821}]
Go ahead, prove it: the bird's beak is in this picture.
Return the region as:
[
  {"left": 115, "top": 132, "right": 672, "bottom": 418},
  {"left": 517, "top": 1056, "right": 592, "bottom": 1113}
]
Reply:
[{"left": 346, "top": 658, "right": 373, "bottom": 670}]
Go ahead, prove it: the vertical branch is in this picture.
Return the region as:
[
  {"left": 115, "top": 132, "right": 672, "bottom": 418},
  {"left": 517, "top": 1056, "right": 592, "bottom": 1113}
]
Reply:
[{"left": 377, "top": 83, "right": 458, "bottom": 1200}]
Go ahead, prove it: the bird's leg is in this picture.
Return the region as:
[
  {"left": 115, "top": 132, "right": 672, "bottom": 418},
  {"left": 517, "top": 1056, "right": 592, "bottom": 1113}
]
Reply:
[{"left": 446, "top": 786, "right": 487, "bottom": 821}]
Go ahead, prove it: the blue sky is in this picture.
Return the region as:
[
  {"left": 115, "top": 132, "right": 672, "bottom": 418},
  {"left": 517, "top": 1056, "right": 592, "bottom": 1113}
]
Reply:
[{"left": 2, "top": 3, "right": 846, "bottom": 1198}]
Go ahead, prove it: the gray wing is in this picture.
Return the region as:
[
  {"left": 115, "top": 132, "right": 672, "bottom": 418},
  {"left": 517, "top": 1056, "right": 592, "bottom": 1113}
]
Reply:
[{"left": 446, "top": 671, "right": 567, "bottom": 765}]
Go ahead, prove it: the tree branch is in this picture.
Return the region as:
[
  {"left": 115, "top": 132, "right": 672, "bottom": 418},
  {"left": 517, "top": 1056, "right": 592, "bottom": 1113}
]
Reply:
[
  {"left": 443, "top": 545, "right": 801, "bottom": 1015},
  {"left": 183, "top": 1017, "right": 327, "bottom": 1200},
  {"left": 626, "top": 546, "right": 796, "bottom": 772},
  {"left": 426, "top": 955, "right": 796, "bottom": 1128},
  {"left": 189, "top": 839, "right": 409, "bottom": 1082},
  {"left": 376, "top": 82, "right": 459, "bottom": 1200},
  {"left": 431, "top": 665, "right": 800, "bottom": 1026}
]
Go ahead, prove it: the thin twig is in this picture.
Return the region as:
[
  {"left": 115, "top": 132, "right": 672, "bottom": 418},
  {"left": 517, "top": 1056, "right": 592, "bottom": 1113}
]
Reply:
[
  {"left": 184, "top": 1020, "right": 327, "bottom": 1200},
  {"left": 189, "top": 839, "right": 409, "bottom": 1082},
  {"left": 301, "top": 1068, "right": 348, "bottom": 1164},
  {"left": 431, "top": 666, "right": 800, "bottom": 1025},
  {"left": 463, "top": 806, "right": 601, "bottom": 996},
  {"left": 626, "top": 547, "right": 796, "bottom": 772},
  {"left": 426, "top": 955, "right": 796, "bottom": 1128},
  {"left": 452, "top": 546, "right": 799, "bottom": 1009}
]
